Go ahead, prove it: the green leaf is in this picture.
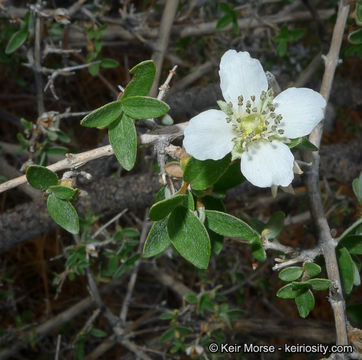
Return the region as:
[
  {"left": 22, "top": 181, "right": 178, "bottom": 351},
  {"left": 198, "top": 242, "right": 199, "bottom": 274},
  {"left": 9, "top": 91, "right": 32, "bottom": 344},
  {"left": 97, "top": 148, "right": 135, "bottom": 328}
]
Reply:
[
  {"left": 5, "top": 30, "right": 28, "bottom": 55},
  {"left": 204, "top": 210, "right": 259, "bottom": 243},
  {"left": 20, "top": 118, "right": 32, "bottom": 132},
  {"left": 167, "top": 207, "right": 210, "bottom": 269},
  {"left": 277, "top": 283, "right": 304, "bottom": 299},
  {"left": 279, "top": 267, "right": 303, "bottom": 282},
  {"left": 48, "top": 185, "right": 77, "bottom": 200},
  {"left": 347, "top": 304, "right": 362, "bottom": 327},
  {"left": 209, "top": 229, "right": 224, "bottom": 256},
  {"left": 155, "top": 185, "right": 171, "bottom": 202},
  {"left": 149, "top": 194, "right": 188, "bottom": 221},
  {"left": 336, "top": 218, "right": 362, "bottom": 241},
  {"left": 212, "top": 160, "right": 245, "bottom": 193},
  {"left": 264, "top": 211, "right": 285, "bottom": 239},
  {"left": 290, "top": 28, "right": 306, "bottom": 41},
  {"left": 291, "top": 282, "right": 310, "bottom": 292},
  {"left": 216, "top": 14, "right": 233, "bottom": 29},
  {"left": 80, "top": 101, "right": 122, "bottom": 128},
  {"left": 143, "top": 217, "right": 171, "bottom": 257},
  {"left": 277, "top": 40, "right": 287, "bottom": 57},
  {"left": 220, "top": 2, "right": 233, "bottom": 14},
  {"left": 352, "top": 259, "right": 361, "bottom": 286},
  {"left": 348, "top": 28, "right": 362, "bottom": 45},
  {"left": 160, "top": 328, "right": 175, "bottom": 342},
  {"left": 122, "top": 228, "right": 140, "bottom": 238},
  {"left": 338, "top": 235, "right": 362, "bottom": 255},
  {"left": 352, "top": 172, "right": 362, "bottom": 202},
  {"left": 187, "top": 191, "right": 195, "bottom": 211},
  {"left": 57, "top": 130, "right": 71, "bottom": 143},
  {"left": 304, "top": 262, "right": 321, "bottom": 277},
  {"left": 251, "top": 240, "right": 266, "bottom": 261},
  {"left": 307, "top": 278, "right": 331, "bottom": 291},
  {"left": 47, "top": 194, "right": 79, "bottom": 234},
  {"left": 357, "top": 3, "right": 362, "bottom": 24},
  {"left": 160, "top": 312, "right": 175, "bottom": 320},
  {"left": 288, "top": 137, "right": 318, "bottom": 151},
  {"left": 26, "top": 165, "right": 58, "bottom": 190},
  {"left": 295, "top": 290, "right": 315, "bottom": 318},
  {"left": 183, "top": 154, "right": 231, "bottom": 190},
  {"left": 100, "top": 58, "right": 119, "bottom": 68},
  {"left": 337, "top": 247, "right": 355, "bottom": 294},
  {"left": 184, "top": 293, "right": 198, "bottom": 304},
  {"left": 122, "top": 96, "right": 169, "bottom": 119},
  {"left": 108, "top": 114, "right": 137, "bottom": 171},
  {"left": 89, "top": 328, "right": 108, "bottom": 338},
  {"left": 17, "top": 133, "right": 27, "bottom": 148},
  {"left": 123, "top": 60, "right": 156, "bottom": 98},
  {"left": 46, "top": 146, "right": 69, "bottom": 155},
  {"left": 88, "top": 63, "right": 100, "bottom": 76}
]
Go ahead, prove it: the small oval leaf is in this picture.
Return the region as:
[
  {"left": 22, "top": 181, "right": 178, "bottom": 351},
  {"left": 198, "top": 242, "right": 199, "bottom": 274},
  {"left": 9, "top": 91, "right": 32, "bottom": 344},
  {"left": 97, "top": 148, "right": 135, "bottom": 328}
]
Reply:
[
  {"left": 167, "top": 207, "right": 210, "bottom": 269},
  {"left": 100, "top": 58, "right": 119, "bottom": 68},
  {"left": 337, "top": 247, "right": 355, "bottom": 294},
  {"left": 108, "top": 114, "right": 137, "bottom": 171},
  {"left": 149, "top": 194, "right": 188, "bottom": 221},
  {"left": 183, "top": 154, "right": 231, "bottom": 190},
  {"left": 277, "top": 283, "right": 302, "bottom": 299},
  {"left": 304, "top": 262, "right": 321, "bottom": 277},
  {"left": 264, "top": 211, "right": 285, "bottom": 239},
  {"left": 47, "top": 194, "right": 79, "bottom": 234},
  {"left": 204, "top": 210, "right": 259, "bottom": 243},
  {"left": 307, "top": 278, "right": 331, "bottom": 291},
  {"left": 48, "top": 185, "right": 78, "bottom": 200},
  {"left": 338, "top": 235, "right": 362, "bottom": 255},
  {"left": 295, "top": 289, "right": 315, "bottom": 318},
  {"left": 26, "top": 165, "right": 58, "bottom": 190},
  {"left": 123, "top": 60, "right": 156, "bottom": 98},
  {"left": 143, "top": 217, "right": 171, "bottom": 258},
  {"left": 279, "top": 267, "right": 303, "bottom": 282},
  {"left": 80, "top": 101, "right": 122, "bottom": 128},
  {"left": 122, "top": 96, "right": 169, "bottom": 119},
  {"left": 5, "top": 30, "right": 28, "bottom": 55}
]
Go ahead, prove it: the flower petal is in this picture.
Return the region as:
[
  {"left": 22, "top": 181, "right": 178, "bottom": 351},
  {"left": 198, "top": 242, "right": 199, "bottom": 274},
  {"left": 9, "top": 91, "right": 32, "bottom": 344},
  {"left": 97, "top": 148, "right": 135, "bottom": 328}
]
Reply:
[
  {"left": 183, "top": 109, "right": 234, "bottom": 161},
  {"left": 219, "top": 50, "right": 268, "bottom": 106},
  {"left": 241, "top": 140, "right": 294, "bottom": 187},
  {"left": 273, "top": 87, "right": 326, "bottom": 138}
]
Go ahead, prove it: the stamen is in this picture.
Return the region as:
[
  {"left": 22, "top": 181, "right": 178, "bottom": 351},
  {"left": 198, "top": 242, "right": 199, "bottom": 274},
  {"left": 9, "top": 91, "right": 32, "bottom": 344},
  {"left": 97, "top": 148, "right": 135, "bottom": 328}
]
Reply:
[
  {"left": 251, "top": 95, "right": 255, "bottom": 102},
  {"left": 252, "top": 107, "right": 257, "bottom": 112},
  {"left": 238, "top": 95, "right": 243, "bottom": 106}
]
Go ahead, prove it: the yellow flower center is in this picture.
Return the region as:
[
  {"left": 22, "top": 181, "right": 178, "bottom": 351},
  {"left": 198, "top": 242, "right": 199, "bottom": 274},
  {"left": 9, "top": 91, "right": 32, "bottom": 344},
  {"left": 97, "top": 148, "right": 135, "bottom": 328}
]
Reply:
[{"left": 241, "top": 114, "right": 264, "bottom": 138}]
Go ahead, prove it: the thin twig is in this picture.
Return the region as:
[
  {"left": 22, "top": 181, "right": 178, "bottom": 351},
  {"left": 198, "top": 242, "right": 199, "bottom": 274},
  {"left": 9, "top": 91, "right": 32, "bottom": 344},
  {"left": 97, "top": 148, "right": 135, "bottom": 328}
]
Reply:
[
  {"left": 54, "top": 334, "right": 61, "bottom": 360},
  {"left": 33, "top": 1, "right": 45, "bottom": 116},
  {"left": 303, "top": 0, "right": 350, "bottom": 347},
  {"left": 150, "top": 0, "right": 179, "bottom": 96},
  {"left": 43, "top": 61, "right": 101, "bottom": 99},
  {"left": 0, "top": 122, "right": 187, "bottom": 194},
  {"left": 92, "top": 209, "right": 128, "bottom": 238},
  {"left": 169, "top": 61, "right": 212, "bottom": 94},
  {"left": 119, "top": 211, "right": 151, "bottom": 324}
]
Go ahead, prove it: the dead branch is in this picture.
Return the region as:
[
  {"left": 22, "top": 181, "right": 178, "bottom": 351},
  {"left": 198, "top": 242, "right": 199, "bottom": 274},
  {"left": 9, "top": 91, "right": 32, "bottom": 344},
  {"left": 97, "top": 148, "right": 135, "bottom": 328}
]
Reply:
[
  {"left": 303, "top": 0, "right": 350, "bottom": 347},
  {"left": 150, "top": 0, "right": 178, "bottom": 97}
]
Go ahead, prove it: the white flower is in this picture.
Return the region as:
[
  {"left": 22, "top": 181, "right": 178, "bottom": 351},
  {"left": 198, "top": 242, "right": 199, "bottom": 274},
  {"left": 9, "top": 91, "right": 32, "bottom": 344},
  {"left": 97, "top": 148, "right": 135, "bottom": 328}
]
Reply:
[{"left": 183, "top": 50, "right": 326, "bottom": 188}]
